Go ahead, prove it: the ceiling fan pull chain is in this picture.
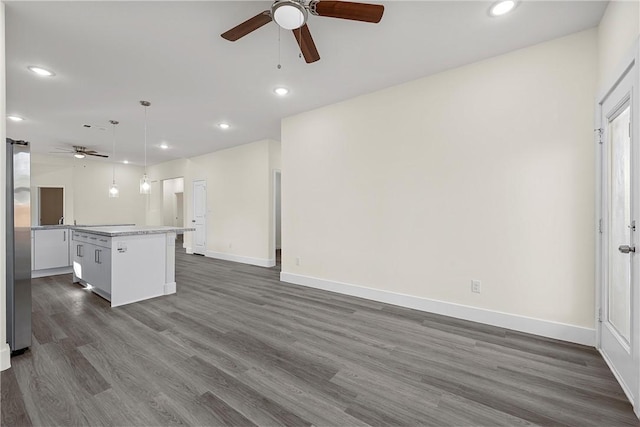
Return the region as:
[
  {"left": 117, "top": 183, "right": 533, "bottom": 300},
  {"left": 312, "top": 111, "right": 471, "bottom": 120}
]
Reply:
[{"left": 277, "top": 26, "right": 282, "bottom": 69}]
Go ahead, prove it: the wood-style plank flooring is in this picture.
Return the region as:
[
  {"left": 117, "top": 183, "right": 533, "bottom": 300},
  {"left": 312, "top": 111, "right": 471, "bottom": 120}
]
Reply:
[{"left": 2, "top": 247, "right": 639, "bottom": 426}]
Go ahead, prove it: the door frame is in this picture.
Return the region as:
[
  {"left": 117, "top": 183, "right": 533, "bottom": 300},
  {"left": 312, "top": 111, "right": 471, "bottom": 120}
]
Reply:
[
  {"left": 36, "top": 185, "right": 65, "bottom": 225},
  {"left": 272, "top": 169, "right": 281, "bottom": 265},
  {"left": 595, "top": 39, "right": 640, "bottom": 417},
  {"left": 191, "top": 179, "right": 207, "bottom": 255}
]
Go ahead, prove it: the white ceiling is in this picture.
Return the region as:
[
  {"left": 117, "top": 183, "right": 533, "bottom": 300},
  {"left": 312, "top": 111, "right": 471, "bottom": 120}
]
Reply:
[{"left": 5, "top": 1, "right": 607, "bottom": 166}]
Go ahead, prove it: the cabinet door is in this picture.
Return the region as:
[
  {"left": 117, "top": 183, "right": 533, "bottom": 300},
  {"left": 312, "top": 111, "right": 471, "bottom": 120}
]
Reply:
[
  {"left": 72, "top": 241, "right": 86, "bottom": 281},
  {"left": 95, "top": 247, "right": 112, "bottom": 295},
  {"left": 82, "top": 243, "right": 98, "bottom": 287},
  {"left": 34, "top": 229, "right": 70, "bottom": 270}
]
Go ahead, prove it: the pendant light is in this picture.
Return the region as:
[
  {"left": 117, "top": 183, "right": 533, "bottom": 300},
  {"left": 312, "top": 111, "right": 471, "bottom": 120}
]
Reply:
[
  {"left": 108, "top": 120, "right": 120, "bottom": 198},
  {"left": 139, "top": 100, "right": 151, "bottom": 194}
]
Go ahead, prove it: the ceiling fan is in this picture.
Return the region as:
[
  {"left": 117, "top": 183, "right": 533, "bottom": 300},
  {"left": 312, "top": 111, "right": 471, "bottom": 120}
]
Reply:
[
  {"left": 221, "top": 0, "right": 384, "bottom": 64},
  {"left": 50, "top": 145, "right": 109, "bottom": 159}
]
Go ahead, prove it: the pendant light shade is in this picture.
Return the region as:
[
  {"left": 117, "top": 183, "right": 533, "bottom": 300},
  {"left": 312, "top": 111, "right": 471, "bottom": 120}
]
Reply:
[
  {"left": 140, "top": 101, "right": 151, "bottom": 195},
  {"left": 140, "top": 174, "right": 151, "bottom": 194},
  {"left": 108, "top": 120, "right": 120, "bottom": 198}
]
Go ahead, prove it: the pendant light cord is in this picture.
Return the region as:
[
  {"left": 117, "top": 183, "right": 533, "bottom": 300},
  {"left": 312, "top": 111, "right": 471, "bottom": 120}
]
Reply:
[
  {"left": 144, "top": 105, "right": 148, "bottom": 174},
  {"left": 109, "top": 119, "right": 119, "bottom": 185}
]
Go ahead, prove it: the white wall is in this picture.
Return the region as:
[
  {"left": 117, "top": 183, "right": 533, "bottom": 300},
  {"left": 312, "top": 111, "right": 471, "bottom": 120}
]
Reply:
[
  {"left": 0, "top": 2, "right": 11, "bottom": 371},
  {"left": 30, "top": 154, "right": 146, "bottom": 226},
  {"left": 597, "top": 0, "right": 640, "bottom": 89},
  {"left": 281, "top": 30, "right": 598, "bottom": 339},
  {"left": 148, "top": 142, "right": 279, "bottom": 265},
  {"left": 189, "top": 140, "right": 273, "bottom": 263}
]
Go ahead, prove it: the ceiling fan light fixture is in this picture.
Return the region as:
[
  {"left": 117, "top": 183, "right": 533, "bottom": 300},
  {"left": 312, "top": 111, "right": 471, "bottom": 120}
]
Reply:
[
  {"left": 274, "top": 87, "right": 289, "bottom": 96},
  {"left": 489, "top": 0, "right": 517, "bottom": 16},
  {"left": 272, "top": 0, "right": 307, "bottom": 30},
  {"left": 74, "top": 153, "right": 86, "bottom": 159}
]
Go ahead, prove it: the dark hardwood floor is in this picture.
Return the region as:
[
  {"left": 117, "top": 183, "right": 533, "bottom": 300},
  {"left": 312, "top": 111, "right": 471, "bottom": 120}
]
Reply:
[{"left": 2, "top": 248, "right": 638, "bottom": 426}]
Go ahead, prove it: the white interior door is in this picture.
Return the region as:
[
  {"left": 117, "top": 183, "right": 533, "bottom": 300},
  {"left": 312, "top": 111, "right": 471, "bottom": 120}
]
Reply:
[
  {"left": 192, "top": 180, "right": 207, "bottom": 255},
  {"left": 599, "top": 61, "right": 639, "bottom": 415}
]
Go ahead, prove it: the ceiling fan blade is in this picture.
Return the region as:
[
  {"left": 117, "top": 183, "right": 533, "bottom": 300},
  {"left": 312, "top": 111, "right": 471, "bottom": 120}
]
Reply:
[
  {"left": 221, "top": 11, "right": 272, "bottom": 41},
  {"left": 84, "top": 150, "right": 98, "bottom": 154},
  {"left": 292, "top": 24, "right": 320, "bottom": 64},
  {"left": 313, "top": 1, "right": 384, "bottom": 23},
  {"left": 85, "top": 152, "right": 109, "bottom": 158}
]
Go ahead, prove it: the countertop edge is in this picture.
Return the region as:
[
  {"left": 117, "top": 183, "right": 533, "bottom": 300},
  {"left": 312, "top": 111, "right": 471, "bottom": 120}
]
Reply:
[{"left": 71, "top": 227, "right": 195, "bottom": 237}]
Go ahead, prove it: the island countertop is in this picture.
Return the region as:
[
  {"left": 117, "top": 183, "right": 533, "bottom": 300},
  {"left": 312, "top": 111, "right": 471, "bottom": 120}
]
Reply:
[
  {"left": 32, "top": 224, "right": 135, "bottom": 230},
  {"left": 71, "top": 225, "right": 195, "bottom": 237}
]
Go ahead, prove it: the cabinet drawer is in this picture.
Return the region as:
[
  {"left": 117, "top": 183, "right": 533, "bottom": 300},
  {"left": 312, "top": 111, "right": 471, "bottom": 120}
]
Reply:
[
  {"left": 72, "top": 232, "right": 91, "bottom": 244},
  {"left": 73, "top": 232, "right": 111, "bottom": 248},
  {"left": 94, "top": 236, "right": 111, "bottom": 249}
]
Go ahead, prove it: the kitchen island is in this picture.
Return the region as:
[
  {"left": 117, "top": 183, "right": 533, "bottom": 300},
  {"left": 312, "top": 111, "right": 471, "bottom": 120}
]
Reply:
[
  {"left": 71, "top": 226, "right": 194, "bottom": 307},
  {"left": 31, "top": 224, "right": 135, "bottom": 278}
]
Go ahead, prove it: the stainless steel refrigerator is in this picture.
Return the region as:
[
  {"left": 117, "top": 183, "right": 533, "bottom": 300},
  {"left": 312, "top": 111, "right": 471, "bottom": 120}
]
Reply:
[{"left": 6, "top": 138, "right": 31, "bottom": 353}]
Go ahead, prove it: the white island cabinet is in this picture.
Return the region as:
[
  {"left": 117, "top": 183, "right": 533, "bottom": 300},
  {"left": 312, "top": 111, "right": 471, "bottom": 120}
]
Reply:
[{"left": 72, "top": 226, "right": 193, "bottom": 307}]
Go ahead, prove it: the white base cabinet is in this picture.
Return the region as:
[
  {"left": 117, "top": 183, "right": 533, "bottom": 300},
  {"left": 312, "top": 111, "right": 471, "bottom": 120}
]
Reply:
[
  {"left": 73, "top": 232, "right": 112, "bottom": 299},
  {"left": 32, "top": 229, "right": 71, "bottom": 277},
  {"left": 34, "top": 228, "right": 69, "bottom": 270}
]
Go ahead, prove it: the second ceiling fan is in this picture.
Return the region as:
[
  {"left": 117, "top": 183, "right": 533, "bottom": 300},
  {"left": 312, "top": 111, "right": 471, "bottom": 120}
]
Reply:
[{"left": 221, "top": 0, "right": 384, "bottom": 64}]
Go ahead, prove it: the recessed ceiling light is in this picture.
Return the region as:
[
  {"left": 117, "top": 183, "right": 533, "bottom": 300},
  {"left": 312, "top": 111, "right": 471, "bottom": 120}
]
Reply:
[
  {"left": 74, "top": 153, "right": 86, "bottom": 159},
  {"left": 218, "top": 123, "right": 230, "bottom": 130},
  {"left": 160, "top": 143, "right": 169, "bottom": 149},
  {"left": 489, "top": 0, "right": 516, "bottom": 16},
  {"left": 7, "top": 115, "right": 24, "bottom": 122},
  {"left": 27, "top": 66, "right": 55, "bottom": 76},
  {"left": 123, "top": 160, "right": 129, "bottom": 164},
  {"left": 274, "top": 87, "right": 289, "bottom": 96}
]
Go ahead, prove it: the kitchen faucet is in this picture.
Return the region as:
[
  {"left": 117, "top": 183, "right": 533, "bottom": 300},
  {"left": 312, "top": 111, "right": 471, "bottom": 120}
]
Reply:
[{"left": 58, "top": 216, "right": 64, "bottom": 225}]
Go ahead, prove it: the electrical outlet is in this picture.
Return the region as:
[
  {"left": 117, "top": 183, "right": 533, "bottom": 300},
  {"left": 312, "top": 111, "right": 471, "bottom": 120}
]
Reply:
[
  {"left": 471, "top": 280, "right": 481, "bottom": 294},
  {"left": 296, "top": 257, "right": 301, "bottom": 266}
]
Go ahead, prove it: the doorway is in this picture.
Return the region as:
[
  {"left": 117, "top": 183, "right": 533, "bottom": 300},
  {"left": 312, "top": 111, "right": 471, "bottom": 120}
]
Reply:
[
  {"left": 38, "top": 187, "right": 64, "bottom": 225},
  {"left": 162, "top": 178, "right": 184, "bottom": 227},
  {"left": 597, "top": 48, "right": 639, "bottom": 416}
]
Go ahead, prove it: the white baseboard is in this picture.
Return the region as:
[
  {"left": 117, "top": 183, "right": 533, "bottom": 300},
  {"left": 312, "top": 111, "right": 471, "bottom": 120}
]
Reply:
[
  {"left": 32, "top": 266, "right": 73, "bottom": 279},
  {"left": 0, "top": 343, "right": 10, "bottom": 371},
  {"left": 280, "top": 272, "right": 596, "bottom": 346},
  {"left": 205, "top": 250, "right": 275, "bottom": 268},
  {"left": 186, "top": 247, "right": 194, "bottom": 254},
  {"left": 164, "top": 282, "right": 177, "bottom": 295}
]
